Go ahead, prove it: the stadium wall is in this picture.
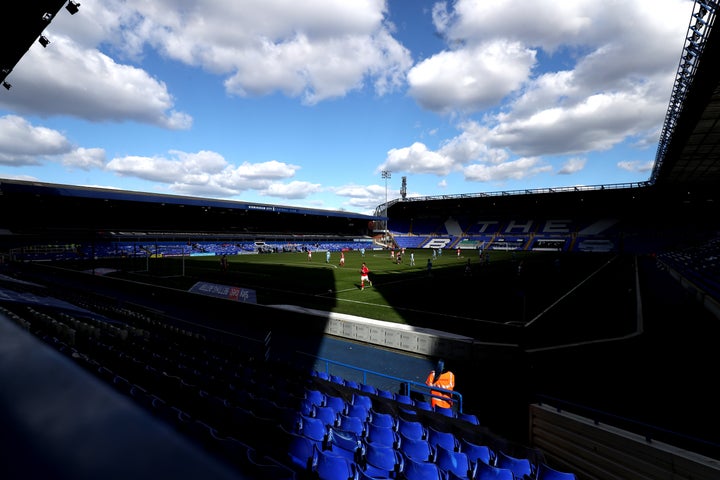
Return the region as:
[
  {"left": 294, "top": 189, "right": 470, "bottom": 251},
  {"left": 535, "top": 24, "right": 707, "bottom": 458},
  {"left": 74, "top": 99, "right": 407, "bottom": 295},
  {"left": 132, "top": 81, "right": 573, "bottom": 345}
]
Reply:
[{"left": 529, "top": 403, "right": 720, "bottom": 480}]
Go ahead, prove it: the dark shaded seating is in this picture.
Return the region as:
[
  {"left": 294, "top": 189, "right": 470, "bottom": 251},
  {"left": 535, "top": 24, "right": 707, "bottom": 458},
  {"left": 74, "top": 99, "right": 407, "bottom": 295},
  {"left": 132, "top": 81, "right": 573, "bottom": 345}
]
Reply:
[
  {"left": 494, "top": 450, "right": 533, "bottom": 479},
  {"left": 397, "top": 433, "right": 435, "bottom": 463},
  {"left": 310, "top": 443, "right": 358, "bottom": 480},
  {"left": 474, "top": 461, "right": 514, "bottom": 480},
  {"left": 398, "top": 453, "right": 444, "bottom": 480},
  {"left": 359, "top": 439, "right": 403, "bottom": 478},
  {"left": 535, "top": 462, "right": 577, "bottom": 480},
  {"left": 435, "top": 444, "right": 473, "bottom": 479}
]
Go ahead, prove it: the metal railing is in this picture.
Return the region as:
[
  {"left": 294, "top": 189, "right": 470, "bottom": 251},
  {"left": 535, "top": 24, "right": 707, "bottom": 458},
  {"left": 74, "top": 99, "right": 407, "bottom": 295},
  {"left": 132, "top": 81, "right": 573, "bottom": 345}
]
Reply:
[{"left": 304, "top": 353, "right": 464, "bottom": 413}]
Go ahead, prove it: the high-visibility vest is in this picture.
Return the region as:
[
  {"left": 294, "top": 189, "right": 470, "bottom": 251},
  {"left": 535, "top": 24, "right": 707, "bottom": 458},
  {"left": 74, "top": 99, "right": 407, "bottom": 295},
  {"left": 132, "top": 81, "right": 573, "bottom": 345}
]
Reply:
[{"left": 426, "top": 370, "right": 455, "bottom": 409}]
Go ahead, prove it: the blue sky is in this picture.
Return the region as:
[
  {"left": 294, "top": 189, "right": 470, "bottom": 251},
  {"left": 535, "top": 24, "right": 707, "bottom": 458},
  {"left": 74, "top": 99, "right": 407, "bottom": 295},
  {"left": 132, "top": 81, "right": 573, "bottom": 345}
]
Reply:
[{"left": 0, "top": 0, "right": 696, "bottom": 215}]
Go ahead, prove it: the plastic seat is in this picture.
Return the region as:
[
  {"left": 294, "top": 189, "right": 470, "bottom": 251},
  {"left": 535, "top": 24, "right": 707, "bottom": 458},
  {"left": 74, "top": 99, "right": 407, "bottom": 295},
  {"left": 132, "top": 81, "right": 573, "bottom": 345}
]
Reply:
[
  {"left": 283, "top": 429, "right": 315, "bottom": 471},
  {"left": 313, "top": 370, "right": 330, "bottom": 381},
  {"left": 399, "top": 453, "right": 444, "bottom": 480},
  {"left": 474, "top": 461, "right": 514, "bottom": 480},
  {"left": 459, "top": 437, "right": 494, "bottom": 467},
  {"left": 330, "top": 374, "right": 345, "bottom": 385},
  {"left": 360, "top": 383, "right": 378, "bottom": 395},
  {"left": 368, "top": 409, "right": 396, "bottom": 429},
  {"left": 311, "top": 443, "right": 358, "bottom": 480},
  {"left": 297, "top": 413, "right": 328, "bottom": 444},
  {"left": 377, "top": 388, "right": 395, "bottom": 400},
  {"left": 435, "top": 444, "right": 473, "bottom": 479},
  {"left": 365, "top": 422, "right": 400, "bottom": 448},
  {"left": 456, "top": 411, "right": 480, "bottom": 425},
  {"left": 314, "top": 405, "right": 340, "bottom": 427},
  {"left": 360, "top": 440, "right": 404, "bottom": 478},
  {"left": 337, "top": 413, "right": 366, "bottom": 437},
  {"left": 347, "top": 402, "right": 371, "bottom": 422},
  {"left": 358, "top": 468, "right": 393, "bottom": 480},
  {"left": 246, "top": 448, "right": 298, "bottom": 480},
  {"left": 395, "top": 393, "right": 413, "bottom": 406},
  {"left": 494, "top": 450, "right": 533, "bottom": 479},
  {"left": 344, "top": 379, "right": 360, "bottom": 390},
  {"left": 304, "top": 387, "right": 326, "bottom": 407},
  {"left": 352, "top": 392, "right": 374, "bottom": 411},
  {"left": 427, "top": 425, "right": 459, "bottom": 452},
  {"left": 297, "top": 397, "right": 315, "bottom": 416},
  {"left": 325, "top": 427, "right": 363, "bottom": 463},
  {"left": 397, "top": 432, "right": 435, "bottom": 462},
  {"left": 536, "top": 463, "right": 577, "bottom": 480},
  {"left": 325, "top": 393, "right": 347, "bottom": 415},
  {"left": 433, "top": 404, "right": 456, "bottom": 418},
  {"left": 396, "top": 416, "right": 427, "bottom": 441},
  {"left": 413, "top": 399, "right": 433, "bottom": 411}
]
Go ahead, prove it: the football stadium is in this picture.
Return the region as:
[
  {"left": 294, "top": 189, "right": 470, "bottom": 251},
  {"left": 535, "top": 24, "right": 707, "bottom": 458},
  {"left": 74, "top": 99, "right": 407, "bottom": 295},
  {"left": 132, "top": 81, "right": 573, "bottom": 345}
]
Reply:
[{"left": 2, "top": 2, "right": 720, "bottom": 480}]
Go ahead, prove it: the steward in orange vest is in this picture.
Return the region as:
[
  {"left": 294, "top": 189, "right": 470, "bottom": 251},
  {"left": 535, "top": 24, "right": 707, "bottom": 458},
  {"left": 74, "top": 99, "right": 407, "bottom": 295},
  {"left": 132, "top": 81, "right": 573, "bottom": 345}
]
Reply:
[{"left": 425, "top": 360, "right": 455, "bottom": 409}]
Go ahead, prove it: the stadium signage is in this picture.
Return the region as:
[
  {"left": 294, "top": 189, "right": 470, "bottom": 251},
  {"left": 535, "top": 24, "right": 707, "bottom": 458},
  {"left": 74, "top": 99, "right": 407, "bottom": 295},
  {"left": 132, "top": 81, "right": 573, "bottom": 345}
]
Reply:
[{"left": 189, "top": 281, "right": 257, "bottom": 304}]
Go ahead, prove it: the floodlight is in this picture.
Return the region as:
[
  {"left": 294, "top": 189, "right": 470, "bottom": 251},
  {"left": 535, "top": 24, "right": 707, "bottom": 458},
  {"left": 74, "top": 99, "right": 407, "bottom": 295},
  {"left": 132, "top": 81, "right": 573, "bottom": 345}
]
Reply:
[
  {"left": 39, "top": 36, "right": 50, "bottom": 48},
  {"left": 66, "top": 1, "right": 80, "bottom": 15},
  {"left": 2, "top": 81, "right": 11, "bottom": 90}
]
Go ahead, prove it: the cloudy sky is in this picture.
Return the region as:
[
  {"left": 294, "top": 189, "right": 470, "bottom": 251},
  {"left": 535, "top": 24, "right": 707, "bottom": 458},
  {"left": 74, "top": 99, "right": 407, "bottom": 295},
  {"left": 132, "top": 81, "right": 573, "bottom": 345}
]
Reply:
[{"left": 0, "top": 0, "right": 696, "bottom": 214}]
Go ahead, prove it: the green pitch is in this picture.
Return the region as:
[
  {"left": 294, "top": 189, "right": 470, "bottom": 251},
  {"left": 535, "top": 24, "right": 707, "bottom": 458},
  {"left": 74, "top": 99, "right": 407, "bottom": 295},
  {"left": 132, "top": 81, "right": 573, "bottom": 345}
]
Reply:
[{"left": 100, "top": 248, "right": 610, "bottom": 337}]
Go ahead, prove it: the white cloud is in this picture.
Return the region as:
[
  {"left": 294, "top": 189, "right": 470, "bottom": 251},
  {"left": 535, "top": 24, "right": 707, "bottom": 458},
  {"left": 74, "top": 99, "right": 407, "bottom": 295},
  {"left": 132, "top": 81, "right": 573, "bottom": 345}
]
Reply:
[
  {"left": 463, "top": 157, "right": 550, "bottom": 183},
  {"left": 618, "top": 160, "right": 655, "bottom": 173},
  {"left": 0, "top": 115, "right": 71, "bottom": 166},
  {"left": 106, "top": 151, "right": 302, "bottom": 197},
  {"left": 261, "top": 181, "right": 322, "bottom": 199},
  {"left": 557, "top": 157, "right": 586, "bottom": 175},
  {"left": 61, "top": 147, "right": 107, "bottom": 170}
]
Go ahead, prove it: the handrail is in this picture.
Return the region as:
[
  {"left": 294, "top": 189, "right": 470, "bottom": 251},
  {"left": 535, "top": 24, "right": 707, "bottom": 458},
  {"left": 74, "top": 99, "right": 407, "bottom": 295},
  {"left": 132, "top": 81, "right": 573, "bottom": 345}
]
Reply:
[{"left": 300, "top": 352, "right": 464, "bottom": 413}]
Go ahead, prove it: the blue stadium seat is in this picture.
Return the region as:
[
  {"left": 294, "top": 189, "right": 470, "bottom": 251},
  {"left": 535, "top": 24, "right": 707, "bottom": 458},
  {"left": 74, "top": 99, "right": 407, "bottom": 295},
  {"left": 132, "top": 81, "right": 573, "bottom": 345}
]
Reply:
[
  {"left": 364, "top": 422, "right": 399, "bottom": 448},
  {"left": 396, "top": 416, "right": 427, "bottom": 441},
  {"left": 283, "top": 429, "right": 315, "bottom": 471},
  {"left": 426, "top": 425, "right": 459, "bottom": 452},
  {"left": 246, "top": 447, "right": 298, "bottom": 480},
  {"left": 314, "top": 405, "right": 340, "bottom": 427},
  {"left": 297, "top": 413, "right": 328, "bottom": 444},
  {"left": 337, "top": 413, "right": 366, "bottom": 437},
  {"left": 494, "top": 450, "right": 534, "bottom": 479},
  {"left": 435, "top": 444, "right": 473, "bottom": 479},
  {"left": 474, "top": 461, "right": 514, "bottom": 480},
  {"left": 456, "top": 411, "right": 480, "bottom": 426},
  {"left": 325, "top": 393, "right": 348, "bottom": 415},
  {"left": 535, "top": 462, "right": 577, "bottom": 480},
  {"left": 412, "top": 399, "right": 433, "bottom": 412},
  {"left": 313, "top": 370, "right": 330, "bottom": 381},
  {"left": 399, "top": 453, "right": 444, "bottom": 480},
  {"left": 397, "top": 432, "right": 435, "bottom": 463},
  {"left": 359, "top": 439, "right": 404, "bottom": 478},
  {"left": 459, "top": 437, "right": 494, "bottom": 467},
  {"left": 311, "top": 443, "right": 358, "bottom": 480},
  {"left": 346, "top": 402, "right": 371, "bottom": 423},
  {"left": 358, "top": 468, "right": 393, "bottom": 480},
  {"left": 304, "top": 387, "right": 326, "bottom": 407},
  {"left": 377, "top": 388, "right": 395, "bottom": 400},
  {"left": 368, "top": 409, "right": 396, "bottom": 429},
  {"left": 297, "top": 397, "right": 315, "bottom": 416},
  {"left": 433, "top": 404, "right": 456, "bottom": 418},
  {"left": 351, "top": 392, "right": 374, "bottom": 411},
  {"left": 394, "top": 393, "right": 413, "bottom": 406},
  {"left": 360, "top": 383, "right": 378, "bottom": 395},
  {"left": 344, "top": 379, "right": 360, "bottom": 390},
  {"left": 325, "top": 427, "right": 363, "bottom": 463}
]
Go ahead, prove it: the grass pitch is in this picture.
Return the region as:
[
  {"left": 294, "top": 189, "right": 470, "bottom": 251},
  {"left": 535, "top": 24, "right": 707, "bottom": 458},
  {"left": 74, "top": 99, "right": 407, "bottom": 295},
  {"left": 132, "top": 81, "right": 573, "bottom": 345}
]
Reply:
[{"left": 99, "top": 248, "right": 611, "bottom": 337}]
